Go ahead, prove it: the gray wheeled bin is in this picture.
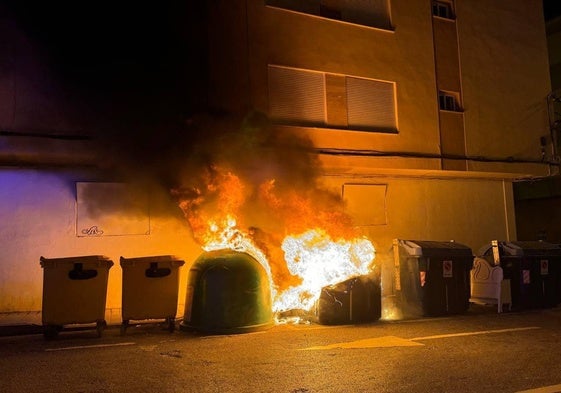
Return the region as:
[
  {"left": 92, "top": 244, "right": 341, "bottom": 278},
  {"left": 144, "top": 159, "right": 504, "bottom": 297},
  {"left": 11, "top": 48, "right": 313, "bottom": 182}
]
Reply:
[
  {"left": 120, "top": 255, "right": 185, "bottom": 334},
  {"left": 478, "top": 240, "right": 561, "bottom": 310},
  {"left": 40, "top": 255, "right": 114, "bottom": 339},
  {"left": 393, "top": 239, "right": 473, "bottom": 318}
]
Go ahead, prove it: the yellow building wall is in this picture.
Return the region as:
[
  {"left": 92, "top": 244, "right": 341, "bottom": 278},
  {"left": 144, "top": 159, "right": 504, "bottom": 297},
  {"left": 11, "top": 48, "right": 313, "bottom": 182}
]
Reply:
[
  {"left": 439, "top": 111, "right": 467, "bottom": 170},
  {"left": 244, "top": 0, "right": 442, "bottom": 167},
  {"left": 0, "top": 169, "right": 202, "bottom": 326},
  {"left": 321, "top": 174, "right": 516, "bottom": 298},
  {"left": 433, "top": 18, "right": 461, "bottom": 93},
  {"left": 322, "top": 175, "right": 515, "bottom": 251},
  {"left": 202, "top": 1, "right": 543, "bottom": 307},
  {"left": 0, "top": 0, "right": 552, "bottom": 324},
  {"left": 208, "top": 0, "right": 551, "bottom": 177},
  {"left": 457, "top": 0, "right": 551, "bottom": 175}
]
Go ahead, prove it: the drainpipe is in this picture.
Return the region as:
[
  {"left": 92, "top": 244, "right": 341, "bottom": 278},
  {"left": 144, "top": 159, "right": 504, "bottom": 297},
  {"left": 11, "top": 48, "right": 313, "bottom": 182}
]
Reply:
[{"left": 546, "top": 90, "right": 561, "bottom": 168}]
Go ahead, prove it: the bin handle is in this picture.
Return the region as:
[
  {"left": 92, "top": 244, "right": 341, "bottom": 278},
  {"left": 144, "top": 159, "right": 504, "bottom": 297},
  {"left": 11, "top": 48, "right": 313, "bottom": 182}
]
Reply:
[
  {"left": 68, "top": 263, "right": 98, "bottom": 280},
  {"left": 145, "top": 262, "right": 171, "bottom": 278}
]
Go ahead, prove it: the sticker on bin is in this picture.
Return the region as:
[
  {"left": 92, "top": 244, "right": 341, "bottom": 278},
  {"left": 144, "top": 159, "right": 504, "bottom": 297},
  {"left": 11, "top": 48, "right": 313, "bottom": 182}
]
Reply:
[
  {"left": 443, "top": 260, "right": 453, "bottom": 278},
  {"left": 523, "top": 269, "right": 531, "bottom": 284},
  {"left": 540, "top": 259, "right": 549, "bottom": 275},
  {"left": 419, "top": 271, "right": 426, "bottom": 287}
]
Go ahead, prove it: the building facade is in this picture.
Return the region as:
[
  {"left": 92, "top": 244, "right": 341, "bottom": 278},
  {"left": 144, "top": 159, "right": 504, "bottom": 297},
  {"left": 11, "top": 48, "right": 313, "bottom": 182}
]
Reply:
[
  {"left": 205, "top": 0, "right": 553, "bottom": 296},
  {"left": 0, "top": 0, "right": 554, "bottom": 325},
  {"left": 513, "top": 11, "right": 561, "bottom": 242}
]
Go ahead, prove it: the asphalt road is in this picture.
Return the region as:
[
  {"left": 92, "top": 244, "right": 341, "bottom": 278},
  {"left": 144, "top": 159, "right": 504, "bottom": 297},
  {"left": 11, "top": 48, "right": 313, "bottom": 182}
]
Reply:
[{"left": 2, "top": 305, "right": 561, "bottom": 393}]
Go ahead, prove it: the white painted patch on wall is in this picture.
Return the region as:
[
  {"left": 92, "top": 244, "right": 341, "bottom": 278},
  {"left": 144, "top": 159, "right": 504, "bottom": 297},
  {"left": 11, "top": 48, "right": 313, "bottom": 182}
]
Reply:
[{"left": 76, "top": 182, "right": 150, "bottom": 236}]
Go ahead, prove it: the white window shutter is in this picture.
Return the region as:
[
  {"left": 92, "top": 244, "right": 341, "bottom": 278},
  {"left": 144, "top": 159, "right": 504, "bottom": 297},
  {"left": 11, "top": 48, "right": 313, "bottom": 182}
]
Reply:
[
  {"left": 346, "top": 77, "right": 396, "bottom": 131},
  {"left": 268, "top": 65, "right": 326, "bottom": 126}
]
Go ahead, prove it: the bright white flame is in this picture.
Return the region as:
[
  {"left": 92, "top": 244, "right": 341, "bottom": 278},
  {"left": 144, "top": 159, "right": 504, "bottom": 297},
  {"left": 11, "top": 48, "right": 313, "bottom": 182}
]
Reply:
[{"left": 273, "top": 228, "right": 375, "bottom": 313}]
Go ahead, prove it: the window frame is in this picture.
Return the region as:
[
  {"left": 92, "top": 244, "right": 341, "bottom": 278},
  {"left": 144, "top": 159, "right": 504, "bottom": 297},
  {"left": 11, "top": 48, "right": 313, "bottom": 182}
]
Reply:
[
  {"left": 438, "top": 91, "right": 462, "bottom": 112},
  {"left": 432, "top": 1, "right": 455, "bottom": 20},
  {"left": 345, "top": 75, "right": 398, "bottom": 133}
]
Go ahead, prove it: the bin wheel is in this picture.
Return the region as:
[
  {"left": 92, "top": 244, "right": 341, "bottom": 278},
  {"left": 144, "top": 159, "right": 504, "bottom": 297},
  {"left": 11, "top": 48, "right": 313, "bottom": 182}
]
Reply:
[
  {"left": 96, "top": 320, "right": 107, "bottom": 338},
  {"left": 43, "top": 325, "right": 61, "bottom": 340},
  {"left": 120, "top": 320, "right": 129, "bottom": 336},
  {"left": 166, "top": 317, "right": 175, "bottom": 333}
]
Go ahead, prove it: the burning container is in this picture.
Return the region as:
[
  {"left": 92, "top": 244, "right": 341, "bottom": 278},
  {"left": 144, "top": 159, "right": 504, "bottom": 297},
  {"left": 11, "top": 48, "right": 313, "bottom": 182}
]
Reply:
[
  {"left": 393, "top": 239, "right": 473, "bottom": 318},
  {"left": 315, "top": 272, "right": 381, "bottom": 325},
  {"left": 478, "top": 240, "right": 561, "bottom": 310},
  {"left": 180, "top": 250, "right": 273, "bottom": 334},
  {"left": 40, "top": 255, "right": 114, "bottom": 339},
  {"left": 119, "top": 255, "right": 185, "bottom": 334}
]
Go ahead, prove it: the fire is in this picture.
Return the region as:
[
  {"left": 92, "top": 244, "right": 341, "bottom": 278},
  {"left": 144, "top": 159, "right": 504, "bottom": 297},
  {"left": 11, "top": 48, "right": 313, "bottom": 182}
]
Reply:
[
  {"left": 174, "top": 167, "right": 376, "bottom": 321},
  {"left": 274, "top": 228, "right": 375, "bottom": 313}
]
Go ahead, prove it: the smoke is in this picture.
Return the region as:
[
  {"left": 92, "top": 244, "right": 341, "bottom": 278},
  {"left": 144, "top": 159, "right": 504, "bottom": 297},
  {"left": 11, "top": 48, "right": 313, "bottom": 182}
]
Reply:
[
  {"left": 163, "top": 110, "right": 356, "bottom": 237},
  {"left": 148, "top": 110, "right": 360, "bottom": 293}
]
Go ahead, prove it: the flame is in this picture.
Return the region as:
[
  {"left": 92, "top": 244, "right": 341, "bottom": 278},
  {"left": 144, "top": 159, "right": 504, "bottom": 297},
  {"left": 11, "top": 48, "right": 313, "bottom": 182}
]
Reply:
[
  {"left": 273, "top": 228, "right": 375, "bottom": 313},
  {"left": 174, "top": 167, "right": 376, "bottom": 321},
  {"left": 259, "top": 179, "right": 357, "bottom": 238}
]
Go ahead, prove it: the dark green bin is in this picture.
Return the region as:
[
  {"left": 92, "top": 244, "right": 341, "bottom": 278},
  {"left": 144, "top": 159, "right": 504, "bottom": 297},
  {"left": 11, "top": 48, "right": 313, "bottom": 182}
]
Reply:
[{"left": 180, "top": 250, "right": 273, "bottom": 334}]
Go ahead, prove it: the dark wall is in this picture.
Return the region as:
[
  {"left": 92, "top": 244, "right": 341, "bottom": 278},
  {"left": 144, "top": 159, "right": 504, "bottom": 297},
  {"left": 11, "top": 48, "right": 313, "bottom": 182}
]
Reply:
[
  {"left": 0, "top": 2, "right": 210, "bottom": 172},
  {"left": 514, "top": 176, "right": 561, "bottom": 242}
]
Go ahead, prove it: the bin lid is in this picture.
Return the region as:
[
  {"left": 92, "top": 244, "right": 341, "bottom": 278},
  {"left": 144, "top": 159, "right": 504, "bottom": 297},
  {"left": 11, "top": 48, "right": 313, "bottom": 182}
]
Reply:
[
  {"left": 478, "top": 240, "right": 561, "bottom": 257},
  {"left": 120, "top": 255, "right": 185, "bottom": 267},
  {"left": 396, "top": 239, "right": 473, "bottom": 258},
  {"left": 40, "top": 255, "right": 114, "bottom": 268}
]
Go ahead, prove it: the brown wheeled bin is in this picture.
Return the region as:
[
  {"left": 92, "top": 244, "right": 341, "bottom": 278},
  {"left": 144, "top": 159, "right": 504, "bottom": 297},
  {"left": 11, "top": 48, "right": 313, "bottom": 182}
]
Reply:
[
  {"left": 40, "top": 255, "right": 114, "bottom": 339},
  {"left": 120, "top": 255, "right": 184, "bottom": 334}
]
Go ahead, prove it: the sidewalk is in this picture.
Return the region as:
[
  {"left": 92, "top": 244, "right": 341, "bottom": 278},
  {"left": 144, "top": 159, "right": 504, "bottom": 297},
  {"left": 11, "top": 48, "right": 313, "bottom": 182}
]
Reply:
[{"left": 0, "top": 302, "right": 521, "bottom": 338}]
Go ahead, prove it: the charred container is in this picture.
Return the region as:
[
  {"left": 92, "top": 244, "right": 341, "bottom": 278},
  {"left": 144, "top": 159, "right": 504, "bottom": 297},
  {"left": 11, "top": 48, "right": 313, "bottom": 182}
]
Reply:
[
  {"left": 180, "top": 250, "right": 273, "bottom": 334},
  {"left": 315, "top": 272, "right": 381, "bottom": 325}
]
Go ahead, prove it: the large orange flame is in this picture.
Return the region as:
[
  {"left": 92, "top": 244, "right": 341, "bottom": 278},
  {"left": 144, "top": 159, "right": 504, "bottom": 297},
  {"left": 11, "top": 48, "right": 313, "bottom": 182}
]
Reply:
[{"left": 174, "top": 167, "right": 376, "bottom": 319}]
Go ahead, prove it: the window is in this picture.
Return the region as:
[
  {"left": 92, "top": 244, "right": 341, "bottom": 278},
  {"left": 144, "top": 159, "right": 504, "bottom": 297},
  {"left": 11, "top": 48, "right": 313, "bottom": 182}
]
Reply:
[
  {"left": 438, "top": 91, "right": 461, "bottom": 112},
  {"left": 346, "top": 76, "right": 396, "bottom": 132},
  {"left": 268, "top": 65, "right": 397, "bottom": 132},
  {"left": 266, "top": 0, "right": 391, "bottom": 30},
  {"left": 432, "top": 1, "right": 454, "bottom": 19},
  {"left": 268, "top": 66, "right": 326, "bottom": 126}
]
